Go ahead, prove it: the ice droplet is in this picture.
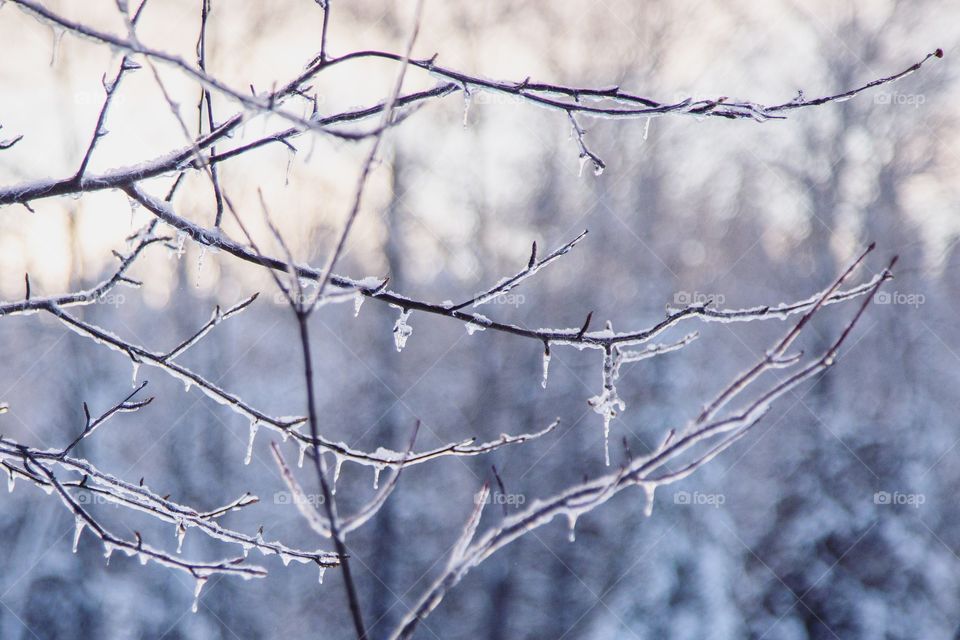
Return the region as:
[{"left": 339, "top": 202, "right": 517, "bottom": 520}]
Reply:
[
  {"left": 393, "top": 309, "right": 413, "bottom": 352},
  {"left": 49, "top": 27, "right": 64, "bottom": 67},
  {"left": 566, "top": 512, "right": 578, "bottom": 542},
  {"left": 372, "top": 464, "right": 385, "bottom": 490},
  {"left": 353, "top": 292, "right": 364, "bottom": 317},
  {"left": 578, "top": 154, "right": 588, "bottom": 177},
  {"left": 72, "top": 517, "right": 85, "bottom": 553},
  {"left": 103, "top": 543, "right": 114, "bottom": 564},
  {"left": 176, "top": 521, "right": 187, "bottom": 553},
  {"left": 318, "top": 566, "right": 326, "bottom": 584},
  {"left": 192, "top": 577, "right": 207, "bottom": 613},
  {"left": 244, "top": 420, "right": 260, "bottom": 465},
  {"left": 462, "top": 89, "right": 472, "bottom": 127},
  {"left": 6, "top": 467, "right": 15, "bottom": 493},
  {"left": 541, "top": 350, "right": 551, "bottom": 390},
  {"left": 131, "top": 361, "right": 140, "bottom": 388},
  {"left": 175, "top": 230, "right": 187, "bottom": 258},
  {"left": 593, "top": 163, "right": 604, "bottom": 177},
  {"left": 332, "top": 456, "right": 344, "bottom": 495},
  {"left": 297, "top": 441, "right": 307, "bottom": 468},
  {"left": 643, "top": 484, "right": 656, "bottom": 517}
]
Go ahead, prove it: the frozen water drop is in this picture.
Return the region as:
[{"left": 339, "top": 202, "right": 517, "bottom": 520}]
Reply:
[
  {"left": 541, "top": 350, "right": 551, "bottom": 390},
  {"left": 49, "top": 27, "right": 64, "bottom": 67},
  {"left": 318, "top": 566, "right": 326, "bottom": 584},
  {"left": 192, "top": 577, "right": 207, "bottom": 613},
  {"left": 578, "top": 154, "right": 588, "bottom": 177},
  {"left": 176, "top": 521, "right": 186, "bottom": 553},
  {"left": 297, "top": 441, "right": 307, "bottom": 468},
  {"left": 643, "top": 484, "right": 656, "bottom": 517},
  {"left": 244, "top": 420, "right": 260, "bottom": 465},
  {"left": 372, "top": 464, "right": 384, "bottom": 490},
  {"left": 462, "top": 89, "right": 472, "bottom": 127},
  {"left": 332, "top": 456, "right": 344, "bottom": 495},
  {"left": 131, "top": 361, "right": 140, "bottom": 388},
  {"left": 72, "top": 517, "right": 84, "bottom": 553},
  {"left": 393, "top": 309, "right": 413, "bottom": 352},
  {"left": 566, "top": 512, "right": 578, "bottom": 542},
  {"left": 353, "top": 292, "right": 364, "bottom": 317}
]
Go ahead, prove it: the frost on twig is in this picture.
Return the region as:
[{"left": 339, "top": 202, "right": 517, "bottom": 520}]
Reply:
[{"left": 389, "top": 247, "right": 895, "bottom": 640}]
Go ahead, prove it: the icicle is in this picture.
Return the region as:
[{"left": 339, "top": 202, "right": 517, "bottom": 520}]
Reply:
[
  {"left": 541, "top": 349, "right": 551, "bottom": 390},
  {"left": 372, "top": 464, "right": 385, "bottom": 490},
  {"left": 131, "top": 361, "right": 140, "bottom": 388},
  {"left": 462, "top": 87, "right": 472, "bottom": 127},
  {"left": 318, "top": 566, "right": 326, "bottom": 584},
  {"left": 588, "top": 349, "right": 625, "bottom": 466},
  {"left": 353, "top": 292, "right": 364, "bottom": 317},
  {"left": 566, "top": 512, "right": 578, "bottom": 542},
  {"left": 393, "top": 309, "right": 413, "bottom": 352},
  {"left": 138, "top": 553, "right": 149, "bottom": 566},
  {"left": 175, "top": 230, "right": 187, "bottom": 258},
  {"left": 49, "top": 27, "right": 64, "bottom": 66},
  {"left": 244, "top": 420, "right": 260, "bottom": 465},
  {"left": 643, "top": 484, "right": 656, "bottom": 517},
  {"left": 175, "top": 521, "right": 187, "bottom": 553},
  {"left": 195, "top": 247, "right": 206, "bottom": 288},
  {"left": 578, "top": 154, "right": 589, "bottom": 177},
  {"left": 332, "top": 456, "right": 344, "bottom": 495},
  {"left": 280, "top": 552, "right": 292, "bottom": 567},
  {"left": 297, "top": 441, "right": 307, "bottom": 468},
  {"left": 103, "top": 542, "right": 114, "bottom": 564},
  {"left": 642, "top": 116, "right": 652, "bottom": 141},
  {"left": 603, "top": 418, "right": 611, "bottom": 467},
  {"left": 72, "top": 517, "right": 85, "bottom": 553},
  {"left": 284, "top": 147, "right": 295, "bottom": 186},
  {"left": 6, "top": 467, "right": 14, "bottom": 493},
  {"left": 192, "top": 577, "right": 207, "bottom": 613},
  {"left": 183, "top": 380, "right": 193, "bottom": 393}
]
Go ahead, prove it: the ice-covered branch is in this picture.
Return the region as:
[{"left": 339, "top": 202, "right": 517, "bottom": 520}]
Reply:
[
  {"left": 389, "top": 248, "right": 894, "bottom": 640},
  {"left": 0, "top": 222, "right": 166, "bottom": 317},
  {"left": 1, "top": 438, "right": 339, "bottom": 571}
]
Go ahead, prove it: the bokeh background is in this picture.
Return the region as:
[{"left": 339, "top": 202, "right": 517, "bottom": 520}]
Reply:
[{"left": 1, "top": 1, "right": 959, "bottom": 638}]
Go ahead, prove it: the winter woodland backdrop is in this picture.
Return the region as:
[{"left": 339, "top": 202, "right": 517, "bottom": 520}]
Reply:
[{"left": 0, "top": 1, "right": 959, "bottom": 638}]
